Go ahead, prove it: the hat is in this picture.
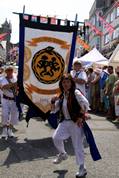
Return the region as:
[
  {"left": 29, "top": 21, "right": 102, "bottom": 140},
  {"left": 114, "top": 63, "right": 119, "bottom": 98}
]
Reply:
[
  {"left": 73, "top": 59, "right": 82, "bottom": 65},
  {"left": 5, "top": 65, "right": 14, "bottom": 72}
]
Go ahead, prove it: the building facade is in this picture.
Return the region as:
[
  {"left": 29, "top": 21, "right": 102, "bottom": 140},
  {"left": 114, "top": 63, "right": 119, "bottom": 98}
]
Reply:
[
  {"left": 86, "top": 0, "right": 119, "bottom": 58},
  {"left": 0, "top": 19, "right": 12, "bottom": 62}
]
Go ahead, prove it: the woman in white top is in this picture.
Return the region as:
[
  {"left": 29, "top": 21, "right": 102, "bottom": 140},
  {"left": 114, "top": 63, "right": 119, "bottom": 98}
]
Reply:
[{"left": 51, "top": 74, "right": 90, "bottom": 178}]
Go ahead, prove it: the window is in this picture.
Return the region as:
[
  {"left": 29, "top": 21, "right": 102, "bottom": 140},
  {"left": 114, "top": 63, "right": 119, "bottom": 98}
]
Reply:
[
  {"left": 110, "top": 9, "right": 115, "bottom": 21},
  {"left": 113, "top": 27, "right": 119, "bottom": 39},
  {"left": 96, "top": 14, "right": 102, "bottom": 27},
  {"left": 96, "top": 37, "right": 100, "bottom": 49},
  {"left": 117, "top": 7, "right": 119, "bottom": 17},
  {"left": 106, "top": 14, "right": 110, "bottom": 23},
  {"left": 91, "top": 16, "right": 95, "bottom": 26},
  {"left": 104, "top": 33, "right": 110, "bottom": 44}
]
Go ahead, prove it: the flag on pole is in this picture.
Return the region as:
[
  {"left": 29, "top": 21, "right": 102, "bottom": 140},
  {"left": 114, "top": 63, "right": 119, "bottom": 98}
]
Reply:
[
  {"left": 76, "top": 36, "right": 91, "bottom": 51},
  {"left": 17, "top": 14, "right": 78, "bottom": 124}
]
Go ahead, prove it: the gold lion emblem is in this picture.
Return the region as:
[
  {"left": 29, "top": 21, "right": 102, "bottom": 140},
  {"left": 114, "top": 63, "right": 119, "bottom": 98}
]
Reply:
[{"left": 32, "top": 46, "right": 65, "bottom": 84}]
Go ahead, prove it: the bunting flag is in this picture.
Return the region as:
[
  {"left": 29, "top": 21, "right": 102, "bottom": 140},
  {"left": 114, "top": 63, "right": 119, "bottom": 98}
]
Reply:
[
  {"left": 0, "top": 32, "right": 8, "bottom": 41},
  {"left": 76, "top": 36, "right": 91, "bottom": 51},
  {"left": 115, "top": 1, "right": 119, "bottom": 7},
  {"left": 96, "top": 12, "right": 114, "bottom": 36},
  {"left": 85, "top": 22, "right": 103, "bottom": 36},
  {"left": 17, "top": 14, "right": 78, "bottom": 123}
]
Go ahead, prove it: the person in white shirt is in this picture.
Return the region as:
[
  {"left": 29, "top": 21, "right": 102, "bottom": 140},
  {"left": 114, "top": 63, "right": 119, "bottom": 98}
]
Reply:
[
  {"left": 0, "top": 67, "right": 4, "bottom": 104},
  {"left": 71, "top": 60, "right": 91, "bottom": 121},
  {"left": 70, "top": 60, "right": 87, "bottom": 97},
  {"left": 0, "top": 66, "right": 19, "bottom": 138},
  {"left": 51, "top": 74, "right": 90, "bottom": 178}
]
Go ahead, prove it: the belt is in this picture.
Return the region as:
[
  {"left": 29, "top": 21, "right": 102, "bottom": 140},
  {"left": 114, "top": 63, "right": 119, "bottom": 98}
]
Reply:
[
  {"left": 64, "top": 119, "right": 71, "bottom": 121},
  {"left": 3, "top": 94, "right": 15, "bottom": 100}
]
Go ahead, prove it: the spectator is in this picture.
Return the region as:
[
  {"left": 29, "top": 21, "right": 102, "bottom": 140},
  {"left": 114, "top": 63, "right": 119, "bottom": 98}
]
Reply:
[
  {"left": 113, "top": 80, "right": 119, "bottom": 123},
  {"left": 91, "top": 68, "right": 101, "bottom": 112},
  {"left": 1, "top": 66, "right": 19, "bottom": 138},
  {"left": 99, "top": 66, "right": 109, "bottom": 112},
  {"left": 70, "top": 60, "right": 87, "bottom": 96},
  {"left": 0, "top": 66, "right": 4, "bottom": 104},
  {"left": 105, "top": 66, "right": 116, "bottom": 120},
  {"left": 86, "top": 67, "right": 95, "bottom": 106}
]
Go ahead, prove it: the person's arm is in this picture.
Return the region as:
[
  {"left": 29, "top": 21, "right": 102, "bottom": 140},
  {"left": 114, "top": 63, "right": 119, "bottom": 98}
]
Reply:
[
  {"left": 105, "top": 75, "right": 115, "bottom": 95},
  {"left": 91, "top": 75, "right": 100, "bottom": 84},
  {"left": 76, "top": 117, "right": 84, "bottom": 127},
  {"left": 113, "top": 86, "right": 116, "bottom": 95},
  {"left": 75, "top": 89, "right": 90, "bottom": 112},
  {"left": 113, "top": 84, "right": 119, "bottom": 95},
  {"left": 1, "top": 82, "right": 17, "bottom": 90},
  {"left": 50, "top": 96, "right": 60, "bottom": 113},
  {"left": 73, "top": 78, "right": 86, "bottom": 84},
  {"left": 74, "top": 71, "right": 87, "bottom": 85}
]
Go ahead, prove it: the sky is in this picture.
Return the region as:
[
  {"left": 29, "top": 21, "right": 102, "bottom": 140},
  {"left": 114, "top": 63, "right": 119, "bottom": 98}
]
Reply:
[{"left": 0, "top": 0, "right": 94, "bottom": 43}]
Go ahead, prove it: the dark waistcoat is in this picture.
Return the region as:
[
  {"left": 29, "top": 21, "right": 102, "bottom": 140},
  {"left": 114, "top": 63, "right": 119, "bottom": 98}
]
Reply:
[{"left": 59, "top": 94, "right": 84, "bottom": 123}]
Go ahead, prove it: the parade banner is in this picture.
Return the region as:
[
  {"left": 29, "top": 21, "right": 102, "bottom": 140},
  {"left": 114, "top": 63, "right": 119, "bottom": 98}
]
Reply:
[{"left": 18, "top": 14, "right": 78, "bottom": 123}]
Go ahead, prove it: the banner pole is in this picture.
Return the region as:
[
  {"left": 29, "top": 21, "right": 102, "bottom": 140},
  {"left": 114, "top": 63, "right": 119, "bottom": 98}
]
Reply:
[
  {"left": 23, "top": 5, "right": 25, "bottom": 16},
  {"left": 13, "top": 12, "right": 84, "bottom": 25},
  {"left": 74, "top": 13, "right": 78, "bottom": 26}
]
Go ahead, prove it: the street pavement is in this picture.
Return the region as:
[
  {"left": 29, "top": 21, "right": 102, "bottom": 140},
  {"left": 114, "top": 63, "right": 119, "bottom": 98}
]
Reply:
[{"left": 0, "top": 110, "right": 119, "bottom": 178}]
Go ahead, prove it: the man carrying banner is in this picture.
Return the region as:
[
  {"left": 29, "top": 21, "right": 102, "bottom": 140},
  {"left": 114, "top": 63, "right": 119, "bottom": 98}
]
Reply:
[{"left": 1, "top": 66, "right": 19, "bottom": 138}]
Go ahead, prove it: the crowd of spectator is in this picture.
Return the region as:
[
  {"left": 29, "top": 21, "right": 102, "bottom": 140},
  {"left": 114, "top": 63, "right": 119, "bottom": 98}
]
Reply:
[{"left": 71, "top": 60, "right": 119, "bottom": 123}]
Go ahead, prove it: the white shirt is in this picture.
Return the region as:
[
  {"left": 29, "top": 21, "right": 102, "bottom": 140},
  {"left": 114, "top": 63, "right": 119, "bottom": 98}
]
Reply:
[
  {"left": 1, "top": 76, "right": 17, "bottom": 98},
  {"left": 70, "top": 70, "right": 87, "bottom": 96},
  {"left": 0, "top": 74, "right": 4, "bottom": 83},
  {"left": 52, "top": 89, "right": 90, "bottom": 116},
  {"left": 62, "top": 95, "right": 71, "bottom": 120},
  {"left": 0, "top": 74, "right": 4, "bottom": 96}
]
